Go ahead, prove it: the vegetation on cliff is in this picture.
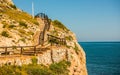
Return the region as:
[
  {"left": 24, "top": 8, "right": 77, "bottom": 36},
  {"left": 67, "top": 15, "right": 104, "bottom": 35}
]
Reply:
[
  {"left": 0, "top": 60, "right": 71, "bottom": 75},
  {"left": 0, "top": 1, "right": 40, "bottom": 46},
  {"left": 52, "top": 20, "right": 69, "bottom": 31}
]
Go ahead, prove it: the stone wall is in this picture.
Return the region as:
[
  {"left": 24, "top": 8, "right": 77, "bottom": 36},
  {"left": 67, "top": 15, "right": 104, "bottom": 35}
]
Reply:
[
  {"left": 0, "top": 47, "right": 69, "bottom": 66},
  {"left": 37, "top": 47, "right": 69, "bottom": 65},
  {"left": 0, "top": 56, "right": 32, "bottom": 66}
]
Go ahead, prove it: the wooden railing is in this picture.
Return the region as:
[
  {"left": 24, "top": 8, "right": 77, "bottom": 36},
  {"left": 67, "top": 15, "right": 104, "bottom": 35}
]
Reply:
[
  {"left": 0, "top": 46, "right": 37, "bottom": 56},
  {"left": 47, "top": 34, "right": 66, "bottom": 46},
  {"left": 36, "top": 13, "right": 51, "bottom": 46}
]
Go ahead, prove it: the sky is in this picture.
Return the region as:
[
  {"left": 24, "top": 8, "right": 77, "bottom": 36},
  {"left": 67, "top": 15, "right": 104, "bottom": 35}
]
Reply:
[{"left": 13, "top": 0, "right": 120, "bottom": 42}]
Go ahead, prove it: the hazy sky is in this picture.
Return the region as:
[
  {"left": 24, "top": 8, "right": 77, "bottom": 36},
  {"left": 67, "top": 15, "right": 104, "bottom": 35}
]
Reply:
[{"left": 13, "top": 0, "right": 120, "bottom": 42}]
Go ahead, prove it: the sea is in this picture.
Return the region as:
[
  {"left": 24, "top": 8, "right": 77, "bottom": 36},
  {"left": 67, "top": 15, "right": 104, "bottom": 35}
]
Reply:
[{"left": 79, "top": 42, "right": 120, "bottom": 75}]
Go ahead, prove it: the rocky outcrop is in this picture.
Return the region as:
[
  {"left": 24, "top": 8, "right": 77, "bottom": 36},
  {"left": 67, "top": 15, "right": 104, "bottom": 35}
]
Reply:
[
  {"left": 0, "top": 0, "right": 40, "bottom": 46},
  {"left": 37, "top": 46, "right": 87, "bottom": 75}
]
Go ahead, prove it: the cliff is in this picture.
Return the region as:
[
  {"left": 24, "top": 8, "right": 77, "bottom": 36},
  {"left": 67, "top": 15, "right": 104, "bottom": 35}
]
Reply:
[{"left": 0, "top": 0, "right": 87, "bottom": 75}]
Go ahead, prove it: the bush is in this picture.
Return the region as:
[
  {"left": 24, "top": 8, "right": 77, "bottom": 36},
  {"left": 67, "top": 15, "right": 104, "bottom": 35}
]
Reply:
[
  {"left": 2, "top": 24, "right": 7, "bottom": 28},
  {"left": 8, "top": 25, "right": 16, "bottom": 28},
  {"left": 1, "top": 31, "right": 9, "bottom": 37},
  {"left": 18, "top": 29, "right": 26, "bottom": 34},
  {"left": 74, "top": 43, "right": 79, "bottom": 54},
  {"left": 65, "top": 36, "right": 73, "bottom": 41},
  {"left": 2, "top": 21, "right": 8, "bottom": 28},
  {"left": 52, "top": 20, "right": 68, "bottom": 30},
  {"left": 50, "top": 60, "right": 70, "bottom": 75},
  {"left": 27, "top": 31, "right": 34, "bottom": 35},
  {"left": 19, "top": 38, "right": 26, "bottom": 43},
  {"left": 25, "top": 65, "right": 54, "bottom": 75},
  {"left": 31, "top": 57, "right": 38, "bottom": 65},
  {"left": 0, "top": 60, "right": 70, "bottom": 75},
  {"left": 0, "top": 65, "right": 25, "bottom": 75},
  {"left": 33, "top": 21, "right": 39, "bottom": 25},
  {"left": 19, "top": 21, "right": 27, "bottom": 28},
  {"left": 10, "top": 4, "right": 17, "bottom": 9}
]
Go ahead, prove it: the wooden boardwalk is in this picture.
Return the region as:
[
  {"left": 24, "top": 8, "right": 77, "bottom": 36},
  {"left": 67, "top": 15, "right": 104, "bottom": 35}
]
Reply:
[{"left": 0, "top": 13, "right": 66, "bottom": 57}]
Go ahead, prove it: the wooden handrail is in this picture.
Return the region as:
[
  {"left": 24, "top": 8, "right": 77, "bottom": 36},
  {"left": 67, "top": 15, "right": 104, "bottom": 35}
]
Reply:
[
  {"left": 0, "top": 46, "right": 36, "bottom": 48},
  {"left": 0, "top": 45, "right": 37, "bottom": 56},
  {"left": 47, "top": 34, "right": 66, "bottom": 46}
]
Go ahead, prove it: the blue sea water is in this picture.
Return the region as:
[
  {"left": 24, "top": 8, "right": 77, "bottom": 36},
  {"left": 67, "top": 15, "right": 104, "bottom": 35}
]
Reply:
[{"left": 79, "top": 42, "right": 120, "bottom": 75}]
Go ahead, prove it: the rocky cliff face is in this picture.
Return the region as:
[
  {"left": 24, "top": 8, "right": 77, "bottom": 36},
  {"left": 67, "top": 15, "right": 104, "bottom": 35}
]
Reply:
[
  {"left": 0, "top": 0, "right": 40, "bottom": 46},
  {"left": 48, "top": 21, "right": 88, "bottom": 75},
  {"left": 0, "top": 0, "right": 87, "bottom": 75}
]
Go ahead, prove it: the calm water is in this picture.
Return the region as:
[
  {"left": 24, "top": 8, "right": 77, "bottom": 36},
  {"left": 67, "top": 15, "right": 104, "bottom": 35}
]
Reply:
[{"left": 79, "top": 42, "right": 120, "bottom": 75}]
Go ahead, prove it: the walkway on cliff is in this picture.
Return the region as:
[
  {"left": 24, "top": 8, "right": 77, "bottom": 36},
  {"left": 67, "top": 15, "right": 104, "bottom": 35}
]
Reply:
[{"left": 0, "top": 13, "right": 66, "bottom": 57}]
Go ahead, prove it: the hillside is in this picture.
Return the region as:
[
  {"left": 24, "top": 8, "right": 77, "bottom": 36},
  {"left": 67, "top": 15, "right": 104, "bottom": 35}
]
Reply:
[{"left": 0, "top": 0, "right": 87, "bottom": 75}]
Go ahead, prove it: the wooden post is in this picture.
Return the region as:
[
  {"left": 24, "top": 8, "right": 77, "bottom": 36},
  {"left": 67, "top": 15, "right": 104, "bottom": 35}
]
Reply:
[
  {"left": 63, "top": 39, "right": 65, "bottom": 45},
  {"left": 64, "top": 39, "right": 66, "bottom": 45},
  {"left": 61, "top": 39, "right": 62, "bottom": 46},
  {"left": 61, "top": 38, "right": 62, "bottom": 45},
  {"left": 48, "top": 35, "right": 50, "bottom": 41},
  {"left": 34, "top": 46, "right": 36, "bottom": 56},
  {"left": 66, "top": 49, "right": 68, "bottom": 61},
  {"left": 20, "top": 47, "right": 23, "bottom": 55},
  {"left": 5, "top": 47, "right": 7, "bottom": 56},
  {"left": 51, "top": 49, "right": 54, "bottom": 63}
]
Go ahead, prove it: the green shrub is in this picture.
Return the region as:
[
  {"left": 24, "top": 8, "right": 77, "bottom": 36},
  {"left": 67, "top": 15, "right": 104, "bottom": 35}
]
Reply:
[
  {"left": 27, "top": 31, "right": 34, "bottom": 35},
  {"left": 19, "top": 21, "right": 27, "bottom": 28},
  {"left": 0, "top": 65, "right": 24, "bottom": 75},
  {"left": 33, "top": 21, "right": 39, "bottom": 25},
  {"left": 2, "top": 21, "right": 8, "bottom": 28},
  {"left": 8, "top": 25, "right": 16, "bottom": 28},
  {"left": 50, "top": 60, "right": 70, "bottom": 75},
  {"left": 66, "top": 45, "right": 71, "bottom": 48},
  {"left": 2, "top": 24, "right": 7, "bottom": 28},
  {"left": 66, "top": 61, "right": 71, "bottom": 67},
  {"left": 52, "top": 20, "right": 68, "bottom": 30},
  {"left": 31, "top": 57, "right": 38, "bottom": 65},
  {"left": 74, "top": 43, "right": 79, "bottom": 54},
  {"left": 18, "top": 29, "right": 26, "bottom": 34},
  {"left": 26, "top": 65, "right": 54, "bottom": 75},
  {"left": 19, "top": 38, "right": 26, "bottom": 43},
  {"left": 0, "top": 61, "right": 70, "bottom": 75},
  {"left": 65, "top": 36, "right": 73, "bottom": 41},
  {"left": 10, "top": 4, "right": 17, "bottom": 9},
  {"left": 1, "top": 31, "right": 9, "bottom": 37}
]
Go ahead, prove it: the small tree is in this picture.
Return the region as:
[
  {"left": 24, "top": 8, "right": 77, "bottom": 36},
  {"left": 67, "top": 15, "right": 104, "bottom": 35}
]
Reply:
[{"left": 1, "top": 31, "right": 9, "bottom": 37}]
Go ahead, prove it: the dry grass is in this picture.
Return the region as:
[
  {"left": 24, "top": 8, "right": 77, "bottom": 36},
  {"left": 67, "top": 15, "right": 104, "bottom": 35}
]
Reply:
[{"left": 1, "top": 7, "right": 38, "bottom": 25}]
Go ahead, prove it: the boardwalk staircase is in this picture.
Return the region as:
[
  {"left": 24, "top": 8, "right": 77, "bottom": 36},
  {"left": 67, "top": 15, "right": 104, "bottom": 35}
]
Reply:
[
  {"left": 35, "top": 13, "right": 51, "bottom": 46},
  {"left": 0, "top": 13, "right": 66, "bottom": 56}
]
